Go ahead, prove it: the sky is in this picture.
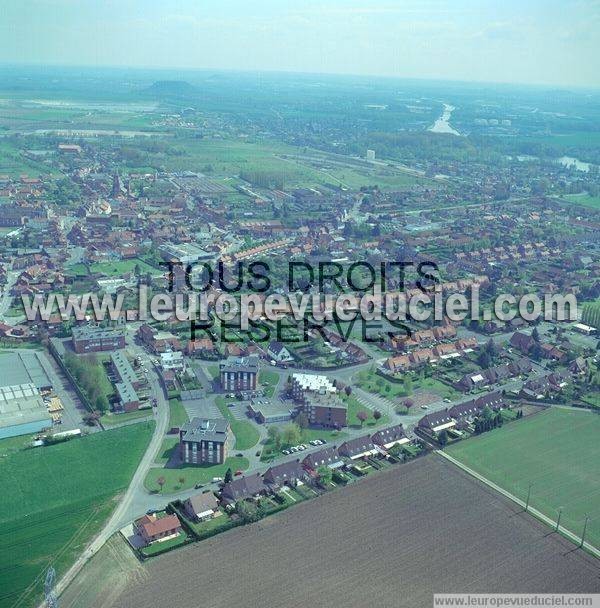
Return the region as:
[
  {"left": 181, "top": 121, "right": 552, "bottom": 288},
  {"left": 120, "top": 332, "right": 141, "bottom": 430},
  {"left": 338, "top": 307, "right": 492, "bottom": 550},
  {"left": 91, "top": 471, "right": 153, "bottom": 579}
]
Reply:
[{"left": 1, "top": 0, "right": 599, "bottom": 87}]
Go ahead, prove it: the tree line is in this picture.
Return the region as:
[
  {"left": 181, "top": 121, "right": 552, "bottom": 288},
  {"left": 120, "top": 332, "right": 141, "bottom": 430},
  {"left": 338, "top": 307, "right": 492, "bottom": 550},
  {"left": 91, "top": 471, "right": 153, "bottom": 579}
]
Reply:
[{"left": 64, "top": 351, "right": 111, "bottom": 413}]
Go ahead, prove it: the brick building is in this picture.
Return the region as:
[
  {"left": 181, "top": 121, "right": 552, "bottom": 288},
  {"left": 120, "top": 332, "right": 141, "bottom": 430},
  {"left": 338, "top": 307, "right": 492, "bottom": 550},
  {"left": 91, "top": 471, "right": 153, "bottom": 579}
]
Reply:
[{"left": 71, "top": 325, "right": 125, "bottom": 354}]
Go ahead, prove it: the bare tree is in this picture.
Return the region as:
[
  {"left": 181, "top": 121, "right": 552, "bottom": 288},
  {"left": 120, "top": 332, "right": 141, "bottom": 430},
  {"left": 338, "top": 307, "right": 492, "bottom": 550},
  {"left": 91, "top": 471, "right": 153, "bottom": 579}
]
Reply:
[{"left": 357, "top": 410, "right": 368, "bottom": 427}]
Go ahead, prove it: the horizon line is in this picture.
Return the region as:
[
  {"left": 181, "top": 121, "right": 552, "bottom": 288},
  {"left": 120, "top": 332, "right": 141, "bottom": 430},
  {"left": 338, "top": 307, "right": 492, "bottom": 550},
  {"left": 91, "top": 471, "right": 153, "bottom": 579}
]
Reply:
[{"left": 0, "top": 61, "right": 598, "bottom": 93}]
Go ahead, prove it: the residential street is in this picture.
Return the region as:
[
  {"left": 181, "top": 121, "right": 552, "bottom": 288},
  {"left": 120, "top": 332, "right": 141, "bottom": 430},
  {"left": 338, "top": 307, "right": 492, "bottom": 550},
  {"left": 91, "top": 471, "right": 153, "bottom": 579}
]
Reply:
[
  {"left": 43, "top": 327, "right": 561, "bottom": 604},
  {"left": 48, "top": 335, "right": 170, "bottom": 601}
]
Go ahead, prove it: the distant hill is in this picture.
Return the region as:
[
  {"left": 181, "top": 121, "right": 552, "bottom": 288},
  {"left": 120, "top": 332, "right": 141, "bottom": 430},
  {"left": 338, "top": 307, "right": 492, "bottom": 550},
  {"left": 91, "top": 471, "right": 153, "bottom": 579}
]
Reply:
[{"left": 142, "top": 80, "right": 198, "bottom": 98}]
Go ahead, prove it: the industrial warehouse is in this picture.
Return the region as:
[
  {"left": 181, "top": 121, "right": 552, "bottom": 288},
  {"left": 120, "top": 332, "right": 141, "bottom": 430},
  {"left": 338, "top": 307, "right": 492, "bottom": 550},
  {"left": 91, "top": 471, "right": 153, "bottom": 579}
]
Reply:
[{"left": 0, "top": 351, "right": 54, "bottom": 439}]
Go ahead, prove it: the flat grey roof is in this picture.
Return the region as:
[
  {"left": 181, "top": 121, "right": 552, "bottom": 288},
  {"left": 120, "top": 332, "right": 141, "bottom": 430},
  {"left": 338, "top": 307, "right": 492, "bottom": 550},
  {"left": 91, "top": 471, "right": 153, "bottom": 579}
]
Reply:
[
  {"left": 220, "top": 355, "right": 259, "bottom": 373},
  {"left": 181, "top": 417, "right": 229, "bottom": 443},
  {"left": 0, "top": 351, "right": 52, "bottom": 390},
  {"left": 0, "top": 383, "right": 51, "bottom": 429},
  {"left": 72, "top": 325, "right": 124, "bottom": 341}
]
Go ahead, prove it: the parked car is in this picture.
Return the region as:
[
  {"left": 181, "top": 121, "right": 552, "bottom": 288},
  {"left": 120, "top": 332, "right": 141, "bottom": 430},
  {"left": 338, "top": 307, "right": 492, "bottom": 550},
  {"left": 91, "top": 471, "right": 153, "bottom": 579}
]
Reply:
[
  {"left": 282, "top": 449, "right": 290, "bottom": 455},
  {"left": 234, "top": 470, "right": 243, "bottom": 476},
  {"left": 212, "top": 477, "right": 223, "bottom": 483},
  {"left": 194, "top": 483, "right": 204, "bottom": 489}
]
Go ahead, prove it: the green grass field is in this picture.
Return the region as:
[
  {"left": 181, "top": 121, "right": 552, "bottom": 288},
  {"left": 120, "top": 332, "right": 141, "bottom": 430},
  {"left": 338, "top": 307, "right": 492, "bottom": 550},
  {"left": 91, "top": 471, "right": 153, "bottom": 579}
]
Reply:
[
  {"left": 144, "top": 455, "right": 249, "bottom": 493},
  {"left": 447, "top": 409, "right": 600, "bottom": 548},
  {"left": 154, "top": 436, "right": 180, "bottom": 464},
  {"left": 355, "top": 369, "right": 408, "bottom": 399},
  {"left": 114, "top": 137, "right": 422, "bottom": 191},
  {"left": 89, "top": 259, "right": 161, "bottom": 277},
  {"left": 0, "top": 140, "right": 60, "bottom": 177},
  {"left": 259, "top": 369, "right": 280, "bottom": 398},
  {"left": 0, "top": 423, "right": 154, "bottom": 608},
  {"left": 215, "top": 397, "right": 260, "bottom": 450},
  {"left": 562, "top": 194, "right": 600, "bottom": 210},
  {"left": 168, "top": 398, "right": 189, "bottom": 429},
  {"left": 99, "top": 408, "right": 152, "bottom": 427}
]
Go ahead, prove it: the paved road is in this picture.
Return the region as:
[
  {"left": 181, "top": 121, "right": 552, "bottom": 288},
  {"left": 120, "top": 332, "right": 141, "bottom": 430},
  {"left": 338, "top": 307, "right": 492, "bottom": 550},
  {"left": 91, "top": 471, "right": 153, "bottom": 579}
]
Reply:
[
  {"left": 114, "top": 370, "right": 528, "bottom": 527},
  {"left": 39, "top": 349, "right": 91, "bottom": 432},
  {"left": 51, "top": 331, "right": 544, "bottom": 602},
  {"left": 49, "top": 338, "right": 170, "bottom": 603}
]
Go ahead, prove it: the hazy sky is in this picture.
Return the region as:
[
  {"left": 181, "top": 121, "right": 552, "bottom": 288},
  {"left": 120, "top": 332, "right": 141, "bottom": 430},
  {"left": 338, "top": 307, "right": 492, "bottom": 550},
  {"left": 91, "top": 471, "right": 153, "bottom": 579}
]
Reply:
[{"left": 1, "top": 0, "right": 599, "bottom": 87}]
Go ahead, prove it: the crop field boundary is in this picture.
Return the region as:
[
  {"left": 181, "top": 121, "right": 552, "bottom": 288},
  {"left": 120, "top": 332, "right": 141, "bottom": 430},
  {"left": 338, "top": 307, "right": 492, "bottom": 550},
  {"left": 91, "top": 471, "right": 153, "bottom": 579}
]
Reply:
[{"left": 436, "top": 450, "right": 600, "bottom": 559}]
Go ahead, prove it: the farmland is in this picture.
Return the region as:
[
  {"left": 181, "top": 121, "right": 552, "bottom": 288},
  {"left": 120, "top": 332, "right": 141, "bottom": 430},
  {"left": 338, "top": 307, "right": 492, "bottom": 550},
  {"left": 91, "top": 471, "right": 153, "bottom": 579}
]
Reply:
[
  {"left": 115, "top": 137, "right": 424, "bottom": 191},
  {"left": 59, "top": 535, "right": 145, "bottom": 608},
  {"left": 0, "top": 423, "right": 154, "bottom": 608},
  {"left": 0, "top": 139, "right": 60, "bottom": 177},
  {"left": 562, "top": 194, "right": 600, "bottom": 210},
  {"left": 114, "top": 457, "right": 600, "bottom": 608},
  {"left": 447, "top": 408, "right": 600, "bottom": 549}
]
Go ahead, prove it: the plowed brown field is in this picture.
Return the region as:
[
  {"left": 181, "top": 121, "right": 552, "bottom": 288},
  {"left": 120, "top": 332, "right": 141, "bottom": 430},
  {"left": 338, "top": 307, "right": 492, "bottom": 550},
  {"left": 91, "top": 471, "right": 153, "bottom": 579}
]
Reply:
[{"left": 114, "top": 456, "right": 600, "bottom": 608}]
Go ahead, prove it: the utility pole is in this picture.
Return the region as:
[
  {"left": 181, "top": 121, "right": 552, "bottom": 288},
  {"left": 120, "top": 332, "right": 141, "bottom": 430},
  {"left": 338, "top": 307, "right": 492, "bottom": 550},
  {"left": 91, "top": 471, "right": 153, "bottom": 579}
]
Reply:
[
  {"left": 556, "top": 507, "right": 563, "bottom": 532},
  {"left": 580, "top": 515, "right": 590, "bottom": 549},
  {"left": 525, "top": 482, "right": 533, "bottom": 512}
]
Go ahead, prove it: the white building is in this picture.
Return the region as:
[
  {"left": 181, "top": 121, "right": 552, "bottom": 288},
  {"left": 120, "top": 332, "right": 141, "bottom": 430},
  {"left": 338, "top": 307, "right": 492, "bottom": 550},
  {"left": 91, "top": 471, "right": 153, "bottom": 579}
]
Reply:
[{"left": 160, "top": 351, "right": 185, "bottom": 371}]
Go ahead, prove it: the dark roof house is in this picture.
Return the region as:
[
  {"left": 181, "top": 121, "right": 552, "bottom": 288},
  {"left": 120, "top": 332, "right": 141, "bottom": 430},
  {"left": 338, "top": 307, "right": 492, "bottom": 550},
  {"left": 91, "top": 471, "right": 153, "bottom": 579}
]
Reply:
[
  {"left": 220, "top": 473, "right": 267, "bottom": 504},
  {"left": 302, "top": 446, "right": 341, "bottom": 470},
  {"left": 263, "top": 460, "right": 306, "bottom": 487},
  {"left": 371, "top": 424, "right": 408, "bottom": 448},
  {"left": 183, "top": 492, "right": 219, "bottom": 521},
  {"left": 338, "top": 436, "right": 377, "bottom": 459},
  {"left": 418, "top": 409, "right": 455, "bottom": 432},
  {"left": 510, "top": 331, "right": 536, "bottom": 354}
]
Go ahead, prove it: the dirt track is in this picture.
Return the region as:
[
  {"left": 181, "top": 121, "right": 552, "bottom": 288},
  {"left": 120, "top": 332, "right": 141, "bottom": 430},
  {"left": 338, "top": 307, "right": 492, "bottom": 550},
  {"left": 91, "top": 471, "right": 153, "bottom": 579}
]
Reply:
[{"left": 114, "top": 456, "right": 600, "bottom": 608}]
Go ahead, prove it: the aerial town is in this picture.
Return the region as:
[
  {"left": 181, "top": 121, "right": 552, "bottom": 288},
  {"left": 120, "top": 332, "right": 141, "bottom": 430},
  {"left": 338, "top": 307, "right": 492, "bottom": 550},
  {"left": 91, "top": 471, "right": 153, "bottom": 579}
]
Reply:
[{"left": 1, "top": 6, "right": 600, "bottom": 608}]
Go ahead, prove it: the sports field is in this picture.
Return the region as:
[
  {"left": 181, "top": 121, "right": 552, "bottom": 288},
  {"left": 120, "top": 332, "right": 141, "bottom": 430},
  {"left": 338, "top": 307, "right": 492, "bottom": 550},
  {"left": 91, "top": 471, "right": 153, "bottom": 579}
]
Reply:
[
  {"left": 0, "top": 423, "right": 154, "bottom": 608},
  {"left": 447, "top": 408, "right": 600, "bottom": 549}
]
